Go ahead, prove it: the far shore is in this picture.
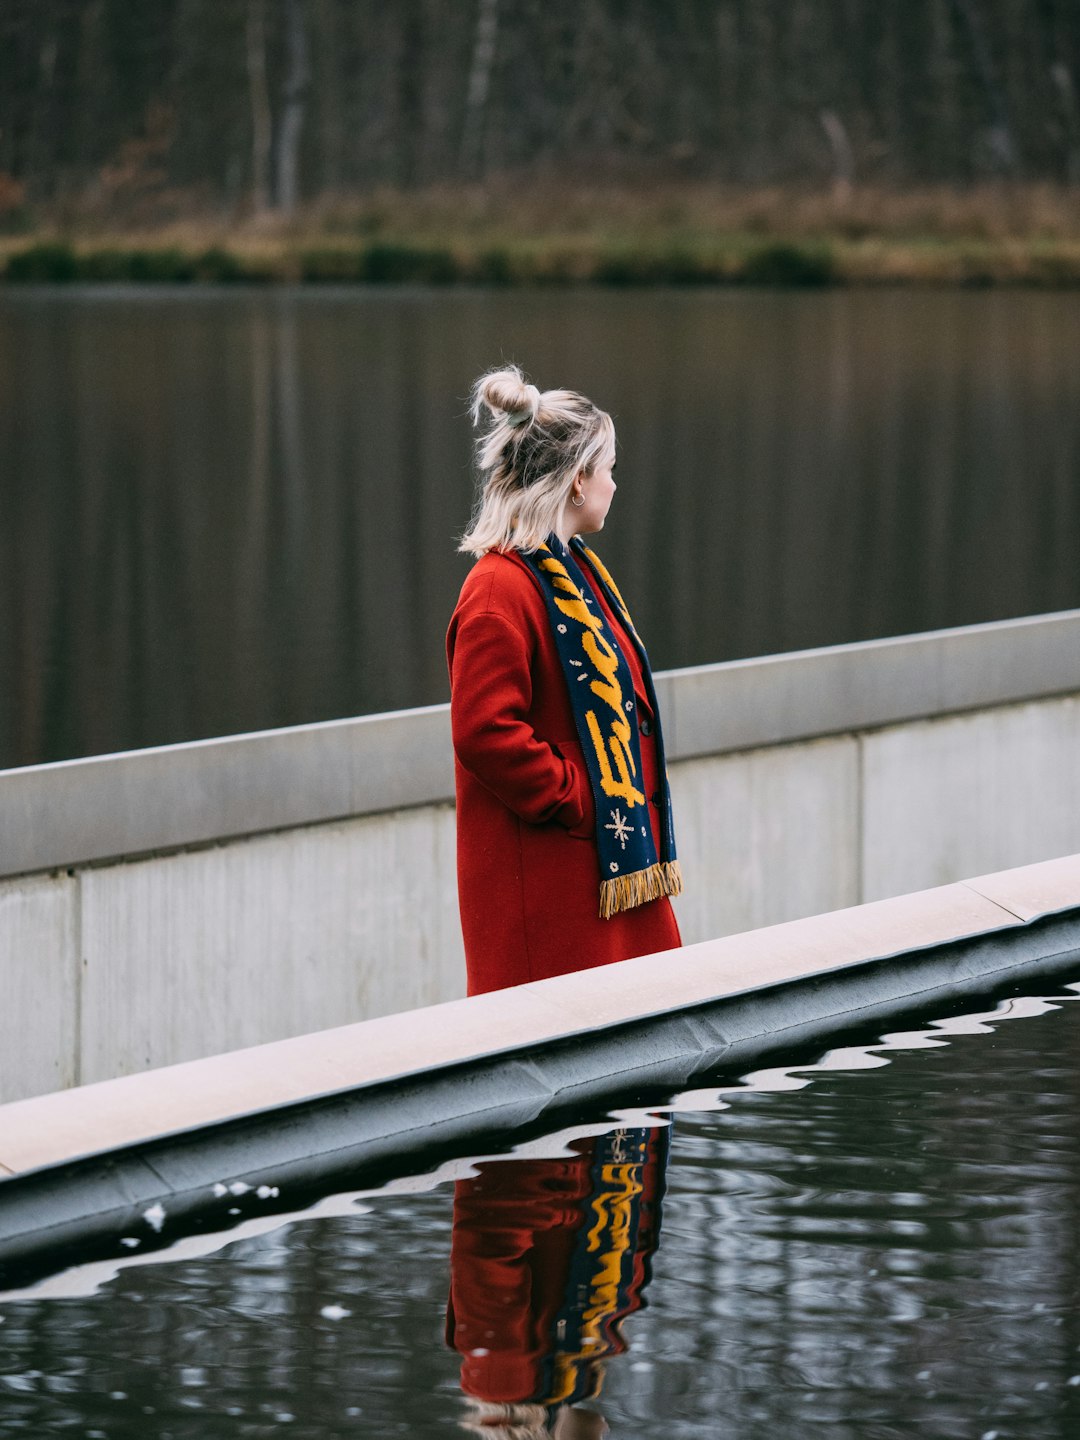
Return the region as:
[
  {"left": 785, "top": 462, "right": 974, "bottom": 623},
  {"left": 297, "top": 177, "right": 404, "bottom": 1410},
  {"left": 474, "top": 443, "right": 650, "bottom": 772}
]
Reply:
[{"left": 3, "top": 183, "right": 1080, "bottom": 288}]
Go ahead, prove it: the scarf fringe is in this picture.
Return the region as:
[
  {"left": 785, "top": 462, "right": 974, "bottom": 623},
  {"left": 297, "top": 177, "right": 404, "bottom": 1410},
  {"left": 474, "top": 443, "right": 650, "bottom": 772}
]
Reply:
[{"left": 599, "top": 860, "right": 684, "bottom": 919}]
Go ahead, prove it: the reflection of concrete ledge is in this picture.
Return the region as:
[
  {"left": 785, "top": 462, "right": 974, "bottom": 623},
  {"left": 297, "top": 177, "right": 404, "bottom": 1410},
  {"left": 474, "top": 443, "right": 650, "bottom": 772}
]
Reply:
[
  {"left": 2, "top": 608, "right": 1078, "bottom": 880},
  {"left": 1, "top": 853, "right": 1078, "bottom": 1274}
]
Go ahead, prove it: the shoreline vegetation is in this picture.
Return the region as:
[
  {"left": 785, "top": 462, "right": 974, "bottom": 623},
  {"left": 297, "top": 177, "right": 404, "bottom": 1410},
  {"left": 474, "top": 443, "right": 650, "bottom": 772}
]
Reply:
[{"left": 3, "top": 183, "right": 1080, "bottom": 288}]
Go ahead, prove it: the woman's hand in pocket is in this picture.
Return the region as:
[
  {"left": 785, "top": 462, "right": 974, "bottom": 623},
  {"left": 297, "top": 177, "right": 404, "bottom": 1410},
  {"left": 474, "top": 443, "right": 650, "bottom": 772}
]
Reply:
[{"left": 560, "top": 740, "right": 595, "bottom": 841}]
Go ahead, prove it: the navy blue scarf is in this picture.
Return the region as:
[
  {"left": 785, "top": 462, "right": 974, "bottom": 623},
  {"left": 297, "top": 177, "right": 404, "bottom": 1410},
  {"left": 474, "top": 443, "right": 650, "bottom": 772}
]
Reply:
[{"left": 521, "top": 535, "right": 682, "bottom": 919}]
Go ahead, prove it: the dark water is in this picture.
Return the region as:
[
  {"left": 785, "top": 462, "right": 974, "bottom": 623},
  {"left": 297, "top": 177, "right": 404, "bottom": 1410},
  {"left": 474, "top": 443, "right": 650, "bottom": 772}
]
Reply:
[
  {"left": 2, "top": 287, "right": 1079, "bottom": 770},
  {"left": 3, "top": 978, "right": 1080, "bottom": 1438}
]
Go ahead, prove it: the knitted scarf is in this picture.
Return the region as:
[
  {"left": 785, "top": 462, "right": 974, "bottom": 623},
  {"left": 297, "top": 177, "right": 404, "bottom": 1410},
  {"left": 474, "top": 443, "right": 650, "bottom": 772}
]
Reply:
[{"left": 521, "top": 535, "right": 682, "bottom": 919}]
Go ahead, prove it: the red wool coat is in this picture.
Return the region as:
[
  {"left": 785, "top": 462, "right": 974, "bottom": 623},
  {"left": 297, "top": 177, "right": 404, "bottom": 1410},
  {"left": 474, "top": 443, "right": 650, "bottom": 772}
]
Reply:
[{"left": 446, "top": 549, "right": 681, "bottom": 995}]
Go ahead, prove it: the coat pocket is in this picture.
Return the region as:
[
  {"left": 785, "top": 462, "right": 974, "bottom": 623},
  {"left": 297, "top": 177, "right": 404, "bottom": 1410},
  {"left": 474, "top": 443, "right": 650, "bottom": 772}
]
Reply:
[{"left": 558, "top": 738, "right": 595, "bottom": 841}]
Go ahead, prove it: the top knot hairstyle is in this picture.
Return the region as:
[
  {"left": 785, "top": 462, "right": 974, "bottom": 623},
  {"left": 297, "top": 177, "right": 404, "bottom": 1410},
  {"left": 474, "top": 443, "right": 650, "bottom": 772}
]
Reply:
[{"left": 459, "top": 365, "right": 616, "bottom": 556}]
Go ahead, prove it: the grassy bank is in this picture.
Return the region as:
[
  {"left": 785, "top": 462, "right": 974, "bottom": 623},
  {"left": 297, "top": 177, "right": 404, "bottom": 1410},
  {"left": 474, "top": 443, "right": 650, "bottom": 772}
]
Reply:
[{"left": 4, "top": 183, "right": 1080, "bottom": 287}]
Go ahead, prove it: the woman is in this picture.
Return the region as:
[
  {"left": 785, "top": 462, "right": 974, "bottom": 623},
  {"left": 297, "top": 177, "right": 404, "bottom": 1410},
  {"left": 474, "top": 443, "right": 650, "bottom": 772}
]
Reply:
[{"left": 447, "top": 366, "right": 682, "bottom": 995}]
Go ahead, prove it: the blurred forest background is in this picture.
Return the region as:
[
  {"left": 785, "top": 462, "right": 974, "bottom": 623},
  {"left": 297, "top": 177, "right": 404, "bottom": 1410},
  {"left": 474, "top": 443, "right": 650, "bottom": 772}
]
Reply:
[{"left": 0, "top": 0, "right": 1079, "bottom": 259}]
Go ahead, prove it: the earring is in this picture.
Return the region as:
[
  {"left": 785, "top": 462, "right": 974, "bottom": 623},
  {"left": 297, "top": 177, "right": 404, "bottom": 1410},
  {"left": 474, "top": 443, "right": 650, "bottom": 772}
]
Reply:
[{"left": 571, "top": 493, "right": 585, "bottom": 507}]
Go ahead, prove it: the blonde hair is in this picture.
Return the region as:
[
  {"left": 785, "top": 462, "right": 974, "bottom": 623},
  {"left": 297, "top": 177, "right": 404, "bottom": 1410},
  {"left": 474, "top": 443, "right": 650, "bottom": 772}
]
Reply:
[
  {"left": 459, "top": 365, "right": 616, "bottom": 557},
  {"left": 458, "top": 1399, "right": 550, "bottom": 1437}
]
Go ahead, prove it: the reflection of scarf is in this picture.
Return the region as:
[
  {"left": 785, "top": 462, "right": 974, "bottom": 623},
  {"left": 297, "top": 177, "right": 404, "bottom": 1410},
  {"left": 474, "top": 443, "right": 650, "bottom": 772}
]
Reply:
[
  {"left": 520, "top": 535, "right": 682, "bottom": 918},
  {"left": 541, "top": 1126, "right": 667, "bottom": 1407}
]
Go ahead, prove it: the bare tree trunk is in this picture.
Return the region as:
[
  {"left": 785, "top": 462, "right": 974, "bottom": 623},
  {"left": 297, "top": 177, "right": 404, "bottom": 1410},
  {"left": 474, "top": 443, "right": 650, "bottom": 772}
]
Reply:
[
  {"left": 928, "top": 0, "right": 961, "bottom": 179},
  {"left": 23, "top": 10, "right": 60, "bottom": 192},
  {"left": 460, "top": 0, "right": 499, "bottom": 178},
  {"left": 276, "top": 0, "right": 310, "bottom": 213},
  {"left": 313, "top": 0, "right": 343, "bottom": 195},
  {"left": 73, "top": 0, "right": 106, "bottom": 180},
  {"left": 246, "top": 0, "right": 272, "bottom": 216},
  {"left": 713, "top": 2, "right": 740, "bottom": 175},
  {"left": 950, "top": 0, "right": 1018, "bottom": 173},
  {"left": 1051, "top": 62, "right": 1080, "bottom": 184},
  {"left": 820, "top": 109, "right": 855, "bottom": 198}
]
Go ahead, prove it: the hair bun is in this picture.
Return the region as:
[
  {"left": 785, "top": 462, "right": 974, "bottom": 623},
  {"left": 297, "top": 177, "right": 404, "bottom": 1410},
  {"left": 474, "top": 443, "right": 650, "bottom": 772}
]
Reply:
[{"left": 472, "top": 365, "right": 541, "bottom": 428}]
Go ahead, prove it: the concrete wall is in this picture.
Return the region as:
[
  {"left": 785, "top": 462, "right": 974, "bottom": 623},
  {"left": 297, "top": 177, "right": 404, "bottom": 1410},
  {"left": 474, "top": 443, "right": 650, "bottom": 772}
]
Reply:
[
  {"left": 673, "top": 694, "right": 1080, "bottom": 938},
  {"left": 3, "top": 608, "right": 1079, "bottom": 1102}
]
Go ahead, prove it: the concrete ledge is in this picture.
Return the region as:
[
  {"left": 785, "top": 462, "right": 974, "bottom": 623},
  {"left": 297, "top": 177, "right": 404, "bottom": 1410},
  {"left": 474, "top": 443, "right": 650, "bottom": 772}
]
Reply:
[
  {"left": 1, "top": 852, "right": 1078, "bottom": 1278},
  {"left": 666, "top": 608, "right": 1080, "bottom": 759},
  {"left": 0, "top": 703, "right": 455, "bottom": 879},
  {"left": 2, "top": 608, "right": 1077, "bottom": 879}
]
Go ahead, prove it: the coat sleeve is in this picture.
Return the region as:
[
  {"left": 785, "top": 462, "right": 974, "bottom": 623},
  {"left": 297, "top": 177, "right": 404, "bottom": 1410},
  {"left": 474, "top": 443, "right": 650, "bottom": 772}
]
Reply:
[{"left": 450, "top": 609, "right": 589, "bottom": 830}]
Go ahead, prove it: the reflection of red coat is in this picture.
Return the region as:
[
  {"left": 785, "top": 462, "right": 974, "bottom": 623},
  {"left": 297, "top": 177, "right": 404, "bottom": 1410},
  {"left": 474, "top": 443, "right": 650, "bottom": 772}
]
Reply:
[
  {"left": 447, "top": 551, "right": 681, "bottom": 995},
  {"left": 446, "top": 1130, "right": 668, "bottom": 1407}
]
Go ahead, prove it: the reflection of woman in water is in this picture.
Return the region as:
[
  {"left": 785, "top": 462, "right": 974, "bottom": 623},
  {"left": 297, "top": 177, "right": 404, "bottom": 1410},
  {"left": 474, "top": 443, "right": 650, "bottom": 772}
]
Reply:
[{"left": 446, "top": 1126, "right": 669, "bottom": 1437}]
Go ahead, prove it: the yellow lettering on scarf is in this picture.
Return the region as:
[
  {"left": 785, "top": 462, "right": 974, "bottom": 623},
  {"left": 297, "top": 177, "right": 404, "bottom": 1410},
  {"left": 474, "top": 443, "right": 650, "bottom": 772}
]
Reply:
[
  {"left": 585, "top": 711, "right": 643, "bottom": 807},
  {"left": 540, "top": 1155, "right": 645, "bottom": 1399},
  {"left": 548, "top": 1355, "right": 581, "bottom": 1406},
  {"left": 541, "top": 555, "right": 646, "bottom": 809},
  {"left": 552, "top": 592, "right": 593, "bottom": 629},
  {"left": 579, "top": 1163, "right": 643, "bottom": 1345},
  {"left": 581, "top": 630, "right": 621, "bottom": 712}
]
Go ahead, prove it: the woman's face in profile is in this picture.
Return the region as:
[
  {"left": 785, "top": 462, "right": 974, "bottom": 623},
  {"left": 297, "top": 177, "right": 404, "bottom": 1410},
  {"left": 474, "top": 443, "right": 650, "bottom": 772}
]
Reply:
[{"left": 574, "top": 454, "right": 617, "bottom": 536}]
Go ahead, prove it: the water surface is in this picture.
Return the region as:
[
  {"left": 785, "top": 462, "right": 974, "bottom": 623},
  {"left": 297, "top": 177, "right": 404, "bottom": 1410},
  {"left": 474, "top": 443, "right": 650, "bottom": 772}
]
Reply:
[
  {"left": 3, "top": 978, "right": 1080, "bottom": 1437},
  {"left": 2, "top": 287, "right": 1078, "bottom": 768}
]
